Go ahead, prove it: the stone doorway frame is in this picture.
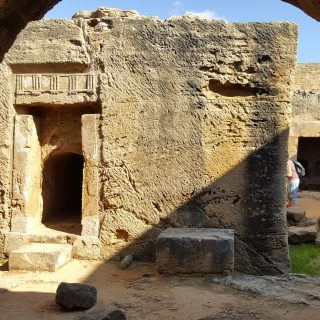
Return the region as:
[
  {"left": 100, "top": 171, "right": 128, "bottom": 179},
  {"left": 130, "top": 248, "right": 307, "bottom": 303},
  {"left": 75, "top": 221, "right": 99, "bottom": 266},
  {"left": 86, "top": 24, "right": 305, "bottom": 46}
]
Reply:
[{"left": 10, "top": 113, "right": 100, "bottom": 239}]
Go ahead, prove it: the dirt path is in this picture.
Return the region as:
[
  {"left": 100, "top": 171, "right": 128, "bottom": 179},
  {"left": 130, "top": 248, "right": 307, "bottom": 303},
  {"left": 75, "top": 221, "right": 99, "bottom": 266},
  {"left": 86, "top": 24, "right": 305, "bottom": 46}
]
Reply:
[
  {"left": 295, "top": 191, "right": 320, "bottom": 217},
  {"left": 0, "top": 260, "right": 320, "bottom": 320}
]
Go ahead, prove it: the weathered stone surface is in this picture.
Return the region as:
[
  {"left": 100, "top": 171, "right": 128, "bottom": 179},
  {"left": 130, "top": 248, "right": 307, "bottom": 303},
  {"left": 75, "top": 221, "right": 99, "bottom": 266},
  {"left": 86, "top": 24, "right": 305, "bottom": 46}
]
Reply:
[
  {"left": 156, "top": 228, "right": 234, "bottom": 274},
  {"left": 81, "top": 114, "right": 100, "bottom": 238},
  {"left": 73, "top": 237, "right": 101, "bottom": 260},
  {"left": 9, "top": 243, "right": 72, "bottom": 271},
  {"left": 56, "top": 282, "right": 97, "bottom": 310},
  {"left": 286, "top": 207, "right": 306, "bottom": 224},
  {"left": 297, "top": 217, "right": 318, "bottom": 227},
  {"left": 0, "top": 0, "right": 316, "bottom": 65},
  {"left": 72, "top": 307, "right": 126, "bottom": 320},
  {"left": 288, "top": 225, "right": 318, "bottom": 244},
  {"left": 120, "top": 254, "right": 134, "bottom": 270},
  {"left": 213, "top": 273, "right": 320, "bottom": 305},
  {"left": 73, "top": 7, "right": 141, "bottom": 20},
  {"left": 4, "top": 231, "right": 79, "bottom": 254},
  {"left": 11, "top": 115, "right": 42, "bottom": 233},
  {"left": 289, "top": 64, "right": 320, "bottom": 190},
  {"left": 0, "top": 9, "right": 298, "bottom": 275},
  {"left": 0, "top": 62, "right": 14, "bottom": 249},
  {"left": 6, "top": 19, "right": 90, "bottom": 70}
]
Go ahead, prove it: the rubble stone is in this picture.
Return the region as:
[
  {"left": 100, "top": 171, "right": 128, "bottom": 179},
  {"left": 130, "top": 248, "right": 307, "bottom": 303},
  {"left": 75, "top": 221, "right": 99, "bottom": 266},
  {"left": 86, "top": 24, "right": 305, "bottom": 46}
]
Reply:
[
  {"left": 287, "top": 207, "right": 306, "bottom": 223},
  {"left": 56, "top": 282, "right": 97, "bottom": 310},
  {"left": 288, "top": 225, "right": 318, "bottom": 244},
  {"left": 120, "top": 254, "right": 134, "bottom": 270}
]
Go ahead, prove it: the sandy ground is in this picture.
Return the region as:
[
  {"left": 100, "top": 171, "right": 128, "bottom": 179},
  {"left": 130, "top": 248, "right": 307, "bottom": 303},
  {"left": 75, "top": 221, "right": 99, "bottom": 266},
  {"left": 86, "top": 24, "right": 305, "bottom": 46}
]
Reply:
[
  {"left": 0, "top": 191, "right": 319, "bottom": 320},
  {"left": 295, "top": 191, "right": 320, "bottom": 217},
  {"left": 0, "top": 260, "right": 320, "bottom": 320}
]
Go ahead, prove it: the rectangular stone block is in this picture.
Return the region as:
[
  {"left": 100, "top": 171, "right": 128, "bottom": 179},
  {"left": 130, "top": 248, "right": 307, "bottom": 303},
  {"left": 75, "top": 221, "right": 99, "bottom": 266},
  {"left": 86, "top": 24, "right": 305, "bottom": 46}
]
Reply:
[
  {"left": 81, "top": 114, "right": 100, "bottom": 234},
  {"left": 12, "top": 115, "right": 41, "bottom": 233},
  {"left": 9, "top": 243, "right": 72, "bottom": 272},
  {"left": 156, "top": 228, "right": 234, "bottom": 274}
]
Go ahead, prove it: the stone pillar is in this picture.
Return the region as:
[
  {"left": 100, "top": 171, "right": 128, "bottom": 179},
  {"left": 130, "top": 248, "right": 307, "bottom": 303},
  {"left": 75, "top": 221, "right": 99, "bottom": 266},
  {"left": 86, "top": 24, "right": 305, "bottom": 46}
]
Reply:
[
  {"left": 11, "top": 115, "right": 42, "bottom": 232},
  {"left": 81, "top": 114, "right": 100, "bottom": 237}
]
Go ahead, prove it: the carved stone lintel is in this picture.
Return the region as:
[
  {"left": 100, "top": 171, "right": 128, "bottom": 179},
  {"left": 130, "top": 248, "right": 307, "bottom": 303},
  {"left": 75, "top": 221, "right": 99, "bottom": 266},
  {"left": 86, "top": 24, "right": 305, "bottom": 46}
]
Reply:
[{"left": 15, "top": 73, "right": 96, "bottom": 94}]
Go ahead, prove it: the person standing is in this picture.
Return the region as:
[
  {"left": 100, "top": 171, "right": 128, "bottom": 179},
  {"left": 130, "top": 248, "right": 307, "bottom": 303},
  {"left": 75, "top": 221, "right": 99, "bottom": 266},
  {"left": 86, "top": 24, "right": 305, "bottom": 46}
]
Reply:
[{"left": 287, "top": 159, "right": 300, "bottom": 207}]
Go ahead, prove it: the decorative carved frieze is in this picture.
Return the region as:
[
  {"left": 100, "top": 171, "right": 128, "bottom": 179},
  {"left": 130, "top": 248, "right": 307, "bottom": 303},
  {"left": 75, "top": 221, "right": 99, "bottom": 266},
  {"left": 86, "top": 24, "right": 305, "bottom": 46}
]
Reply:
[{"left": 15, "top": 73, "right": 96, "bottom": 94}]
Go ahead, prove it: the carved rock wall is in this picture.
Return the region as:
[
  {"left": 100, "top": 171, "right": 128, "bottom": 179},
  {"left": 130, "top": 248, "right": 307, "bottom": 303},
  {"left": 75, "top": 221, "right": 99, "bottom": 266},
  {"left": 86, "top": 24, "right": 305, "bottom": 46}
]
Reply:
[
  {"left": 291, "top": 64, "right": 320, "bottom": 124},
  {"left": 289, "top": 63, "right": 320, "bottom": 164},
  {"left": 0, "top": 11, "right": 298, "bottom": 274},
  {"left": 0, "top": 62, "right": 14, "bottom": 254},
  {"left": 87, "top": 14, "right": 296, "bottom": 274},
  {"left": 0, "top": 0, "right": 317, "bottom": 64}
]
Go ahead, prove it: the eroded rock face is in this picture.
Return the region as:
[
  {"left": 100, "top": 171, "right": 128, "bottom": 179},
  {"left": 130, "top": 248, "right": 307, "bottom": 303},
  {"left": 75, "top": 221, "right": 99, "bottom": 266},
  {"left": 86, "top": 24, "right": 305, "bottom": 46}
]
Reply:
[
  {"left": 0, "top": 1, "right": 318, "bottom": 63},
  {"left": 289, "top": 65, "right": 320, "bottom": 189},
  {"left": 0, "top": 9, "right": 298, "bottom": 274}
]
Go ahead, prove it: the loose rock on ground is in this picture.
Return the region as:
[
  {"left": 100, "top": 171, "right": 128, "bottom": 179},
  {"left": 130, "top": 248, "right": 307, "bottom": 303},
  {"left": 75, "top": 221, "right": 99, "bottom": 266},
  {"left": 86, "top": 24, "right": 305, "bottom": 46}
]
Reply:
[{"left": 56, "top": 282, "right": 97, "bottom": 310}]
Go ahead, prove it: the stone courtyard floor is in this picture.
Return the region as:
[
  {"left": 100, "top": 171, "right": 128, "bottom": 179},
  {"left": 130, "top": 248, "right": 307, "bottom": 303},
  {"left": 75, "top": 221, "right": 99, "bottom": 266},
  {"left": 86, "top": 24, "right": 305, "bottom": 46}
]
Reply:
[{"left": 0, "top": 260, "right": 320, "bottom": 320}]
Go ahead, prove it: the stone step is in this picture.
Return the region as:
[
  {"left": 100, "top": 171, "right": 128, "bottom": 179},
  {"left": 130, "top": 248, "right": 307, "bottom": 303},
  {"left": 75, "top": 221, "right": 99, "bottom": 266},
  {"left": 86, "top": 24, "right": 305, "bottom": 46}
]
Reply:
[
  {"left": 5, "top": 230, "right": 80, "bottom": 254},
  {"left": 9, "top": 243, "right": 72, "bottom": 272}
]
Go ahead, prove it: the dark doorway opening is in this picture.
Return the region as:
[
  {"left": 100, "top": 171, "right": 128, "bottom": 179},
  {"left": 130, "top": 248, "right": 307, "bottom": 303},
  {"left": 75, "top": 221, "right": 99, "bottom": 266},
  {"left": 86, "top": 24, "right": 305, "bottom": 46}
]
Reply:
[
  {"left": 42, "top": 152, "right": 83, "bottom": 234},
  {"left": 297, "top": 137, "right": 320, "bottom": 190}
]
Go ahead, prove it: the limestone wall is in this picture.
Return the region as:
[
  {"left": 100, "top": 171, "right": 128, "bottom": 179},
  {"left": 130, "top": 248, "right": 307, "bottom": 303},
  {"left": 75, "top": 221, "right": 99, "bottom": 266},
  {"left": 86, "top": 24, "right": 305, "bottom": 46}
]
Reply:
[
  {"left": 0, "top": 0, "right": 315, "bottom": 63},
  {"left": 0, "top": 63, "right": 15, "bottom": 255},
  {"left": 294, "top": 64, "right": 320, "bottom": 91},
  {"left": 289, "top": 63, "right": 320, "bottom": 188},
  {"left": 0, "top": 9, "right": 298, "bottom": 274},
  {"left": 290, "top": 63, "right": 320, "bottom": 158}
]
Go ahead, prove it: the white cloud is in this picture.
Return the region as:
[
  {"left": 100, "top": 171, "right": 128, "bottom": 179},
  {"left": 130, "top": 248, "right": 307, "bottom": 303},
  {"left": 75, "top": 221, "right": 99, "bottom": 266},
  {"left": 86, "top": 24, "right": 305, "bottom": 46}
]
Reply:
[
  {"left": 184, "top": 9, "right": 225, "bottom": 21},
  {"left": 173, "top": 1, "right": 183, "bottom": 6},
  {"left": 170, "top": 1, "right": 184, "bottom": 17}
]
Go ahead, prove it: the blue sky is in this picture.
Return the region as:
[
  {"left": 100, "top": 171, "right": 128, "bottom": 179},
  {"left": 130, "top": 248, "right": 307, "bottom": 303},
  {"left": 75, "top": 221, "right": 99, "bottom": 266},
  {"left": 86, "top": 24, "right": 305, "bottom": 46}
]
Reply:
[{"left": 45, "top": 0, "right": 320, "bottom": 63}]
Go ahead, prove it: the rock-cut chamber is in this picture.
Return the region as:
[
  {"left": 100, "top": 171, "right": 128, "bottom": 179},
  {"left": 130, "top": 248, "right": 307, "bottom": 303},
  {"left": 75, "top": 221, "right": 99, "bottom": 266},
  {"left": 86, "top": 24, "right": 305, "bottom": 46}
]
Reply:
[{"left": 42, "top": 152, "right": 84, "bottom": 234}]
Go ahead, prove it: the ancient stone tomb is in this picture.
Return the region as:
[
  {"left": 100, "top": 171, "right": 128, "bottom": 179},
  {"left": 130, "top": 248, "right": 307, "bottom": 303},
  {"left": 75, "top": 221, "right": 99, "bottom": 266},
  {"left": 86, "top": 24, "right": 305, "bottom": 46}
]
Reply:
[
  {"left": 289, "top": 63, "right": 320, "bottom": 190},
  {"left": 0, "top": 8, "right": 297, "bottom": 274}
]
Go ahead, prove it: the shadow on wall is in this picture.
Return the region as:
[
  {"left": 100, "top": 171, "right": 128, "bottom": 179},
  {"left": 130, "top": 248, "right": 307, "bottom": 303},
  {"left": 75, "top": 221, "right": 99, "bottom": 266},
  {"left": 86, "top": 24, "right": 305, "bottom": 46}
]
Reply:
[
  {"left": 0, "top": 129, "right": 289, "bottom": 320},
  {"left": 98, "top": 129, "right": 290, "bottom": 276},
  {"left": 0, "top": 128, "right": 290, "bottom": 316}
]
